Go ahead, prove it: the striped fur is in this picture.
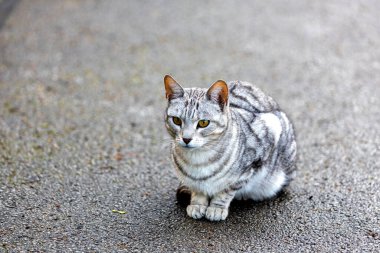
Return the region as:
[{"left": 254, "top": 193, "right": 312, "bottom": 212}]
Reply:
[{"left": 164, "top": 77, "right": 297, "bottom": 221}]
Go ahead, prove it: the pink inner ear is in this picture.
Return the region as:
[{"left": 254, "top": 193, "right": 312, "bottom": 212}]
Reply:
[
  {"left": 164, "top": 75, "right": 184, "bottom": 100},
  {"left": 167, "top": 84, "right": 182, "bottom": 99},
  {"left": 209, "top": 86, "right": 223, "bottom": 100},
  {"left": 207, "top": 81, "right": 228, "bottom": 106}
]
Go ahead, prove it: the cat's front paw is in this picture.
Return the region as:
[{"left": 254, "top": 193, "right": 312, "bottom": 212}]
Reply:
[
  {"left": 186, "top": 204, "right": 207, "bottom": 219},
  {"left": 205, "top": 206, "right": 229, "bottom": 221}
]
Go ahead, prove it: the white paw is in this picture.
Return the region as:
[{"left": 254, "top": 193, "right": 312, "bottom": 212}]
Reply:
[
  {"left": 186, "top": 204, "right": 207, "bottom": 219},
  {"left": 205, "top": 206, "right": 229, "bottom": 221}
]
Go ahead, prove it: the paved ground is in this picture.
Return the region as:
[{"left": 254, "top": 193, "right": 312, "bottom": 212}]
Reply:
[{"left": 1, "top": 0, "right": 379, "bottom": 252}]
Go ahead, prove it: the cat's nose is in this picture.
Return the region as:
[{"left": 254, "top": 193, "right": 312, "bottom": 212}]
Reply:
[{"left": 183, "top": 138, "right": 192, "bottom": 145}]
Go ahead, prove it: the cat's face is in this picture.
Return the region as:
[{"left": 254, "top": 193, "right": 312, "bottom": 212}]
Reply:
[{"left": 164, "top": 75, "right": 229, "bottom": 149}]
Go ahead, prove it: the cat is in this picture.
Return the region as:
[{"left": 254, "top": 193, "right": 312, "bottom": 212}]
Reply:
[{"left": 164, "top": 75, "right": 297, "bottom": 221}]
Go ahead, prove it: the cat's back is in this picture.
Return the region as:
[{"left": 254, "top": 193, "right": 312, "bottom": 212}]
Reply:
[{"left": 228, "top": 81, "right": 279, "bottom": 114}]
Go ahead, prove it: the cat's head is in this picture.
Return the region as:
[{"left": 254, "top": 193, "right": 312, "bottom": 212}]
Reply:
[{"left": 164, "top": 75, "right": 229, "bottom": 149}]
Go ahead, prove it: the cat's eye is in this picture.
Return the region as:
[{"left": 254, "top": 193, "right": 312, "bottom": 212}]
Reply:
[
  {"left": 197, "top": 120, "right": 210, "bottom": 128},
  {"left": 172, "top": 117, "right": 182, "bottom": 126}
]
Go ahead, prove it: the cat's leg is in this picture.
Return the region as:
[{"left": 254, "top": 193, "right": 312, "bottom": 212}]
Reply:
[
  {"left": 186, "top": 191, "right": 209, "bottom": 219},
  {"left": 206, "top": 189, "right": 236, "bottom": 221}
]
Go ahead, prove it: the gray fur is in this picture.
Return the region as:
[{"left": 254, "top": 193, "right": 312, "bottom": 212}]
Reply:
[{"left": 164, "top": 79, "right": 297, "bottom": 221}]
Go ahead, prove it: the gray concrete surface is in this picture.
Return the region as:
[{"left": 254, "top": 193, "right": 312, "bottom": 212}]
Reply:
[
  {"left": 1, "top": 0, "right": 379, "bottom": 252},
  {"left": 0, "top": 0, "right": 19, "bottom": 29}
]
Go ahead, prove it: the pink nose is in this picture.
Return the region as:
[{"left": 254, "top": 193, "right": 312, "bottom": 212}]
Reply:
[{"left": 183, "top": 138, "right": 192, "bottom": 144}]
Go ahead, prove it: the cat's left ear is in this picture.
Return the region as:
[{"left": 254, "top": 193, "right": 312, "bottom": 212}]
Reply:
[
  {"left": 164, "top": 75, "right": 184, "bottom": 100},
  {"left": 207, "top": 80, "right": 228, "bottom": 110}
]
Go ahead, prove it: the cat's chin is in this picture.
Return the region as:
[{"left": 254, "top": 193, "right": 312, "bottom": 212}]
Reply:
[
  {"left": 178, "top": 143, "right": 202, "bottom": 150},
  {"left": 180, "top": 145, "right": 197, "bottom": 150}
]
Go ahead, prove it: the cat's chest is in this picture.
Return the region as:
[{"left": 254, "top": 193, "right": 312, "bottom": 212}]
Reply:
[
  {"left": 184, "top": 150, "right": 213, "bottom": 164},
  {"left": 177, "top": 149, "right": 221, "bottom": 177},
  {"left": 173, "top": 145, "right": 241, "bottom": 195}
]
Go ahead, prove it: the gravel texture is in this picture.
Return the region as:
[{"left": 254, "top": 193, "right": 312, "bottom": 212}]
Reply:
[{"left": 0, "top": 1, "right": 379, "bottom": 252}]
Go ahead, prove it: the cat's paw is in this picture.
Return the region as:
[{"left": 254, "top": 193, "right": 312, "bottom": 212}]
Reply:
[
  {"left": 186, "top": 204, "right": 207, "bottom": 219},
  {"left": 205, "top": 206, "right": 229, "bottom": 221}
]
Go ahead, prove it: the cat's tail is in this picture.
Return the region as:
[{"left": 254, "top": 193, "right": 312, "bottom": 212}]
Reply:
[
  {"left": 176, "top": 184, "right": 191, "bottom": 207},
  {"left": 278, "top": 111, "right": 297, "bottom": 184}
]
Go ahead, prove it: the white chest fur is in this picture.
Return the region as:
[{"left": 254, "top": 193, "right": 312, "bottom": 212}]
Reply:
[{"left": 173, "top": 126, "right": 240, "bottom": 196}]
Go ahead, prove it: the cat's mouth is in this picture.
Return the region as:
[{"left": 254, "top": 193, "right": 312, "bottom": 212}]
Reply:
[
  {"left": 178, "top": 142, "right": 198, "bottom": 149},
  {"left": 181, "top": 144, "right": 196, "bottom": 149}
]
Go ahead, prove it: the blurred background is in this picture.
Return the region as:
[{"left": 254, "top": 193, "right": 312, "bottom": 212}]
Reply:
[{"left": 0, "top": 0, "right": 379, "bottom": 252}]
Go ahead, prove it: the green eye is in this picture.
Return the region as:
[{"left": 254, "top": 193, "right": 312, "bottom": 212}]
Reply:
[
  {"left": 172, "top": 117, "right": 182, "bottom": 126},
  {"left": 197, "top": 120, "right": 210, "bottom": 128}
]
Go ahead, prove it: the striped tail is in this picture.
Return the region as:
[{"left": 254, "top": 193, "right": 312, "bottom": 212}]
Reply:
[{"left": 276, "top": 111, "right": 297, "bottom": 184}]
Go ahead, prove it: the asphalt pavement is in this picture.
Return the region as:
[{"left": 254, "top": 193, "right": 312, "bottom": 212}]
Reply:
[{"left": 0, "top": 1, "right": 379, "bottom": 252}]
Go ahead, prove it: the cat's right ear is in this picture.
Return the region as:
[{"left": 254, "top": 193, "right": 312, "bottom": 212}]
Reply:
[{"left": 164, "top": 75, "right": 184, "bottom": 100}]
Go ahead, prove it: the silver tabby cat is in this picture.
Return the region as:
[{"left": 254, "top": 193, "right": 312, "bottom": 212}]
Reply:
[{"left": 164, "top": 75, "right": 296, "bottom": 221}]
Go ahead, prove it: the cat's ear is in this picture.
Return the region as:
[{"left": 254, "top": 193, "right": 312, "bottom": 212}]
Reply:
[
  {"left": 207, "top": 80, "right": 228, "bottom": 110},
  {"left": 164, "top": 75, "right": 184, "bottom": 100}
]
